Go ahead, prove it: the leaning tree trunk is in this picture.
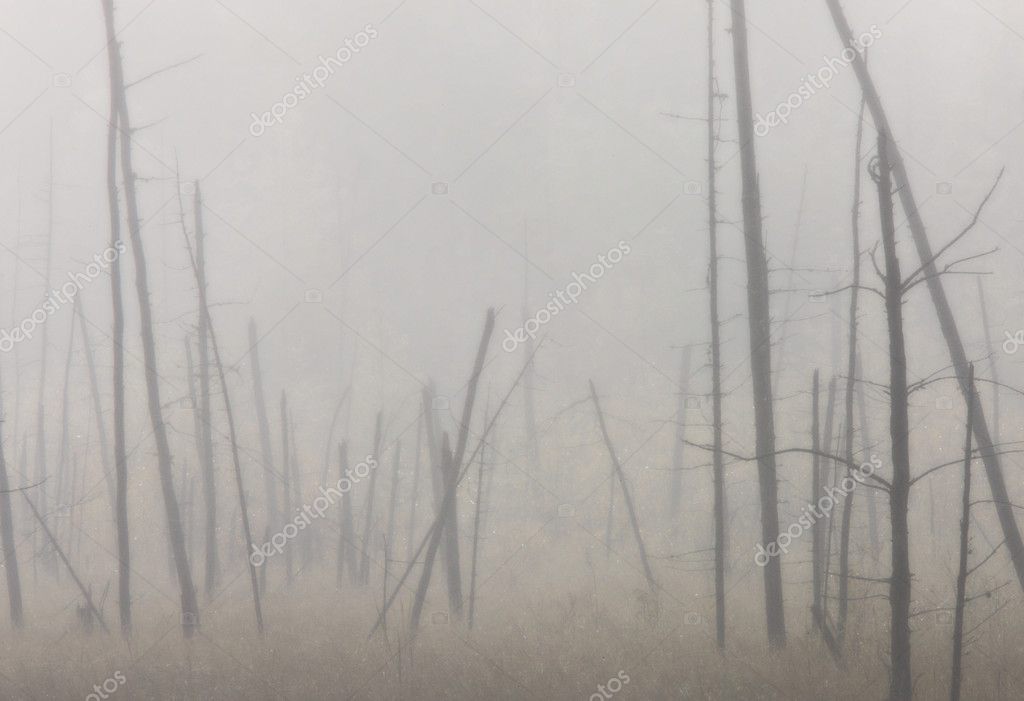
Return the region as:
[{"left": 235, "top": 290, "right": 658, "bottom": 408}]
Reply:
[
  {"left": 668, "top": 345, "right": 692, "bottom": 538},
  {"left": 824, "top": 0, "right": 1024, "bottom": 595},
  {"left": 728, "top": 0, "right": 785, "bottom": 647},
  {"left": 876, "top": 132, "right": 912, "bottom": 701}
]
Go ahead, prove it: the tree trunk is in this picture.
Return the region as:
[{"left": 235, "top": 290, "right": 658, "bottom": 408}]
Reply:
[
  {"left": 669, "top": 345, "right": 692, "bottom": 538},
  {"left": 838, "top": 95, "right": 866, "bottom": 643},
  {"left": 876, "top": 132, "right": 912, "bottom": 701},
  {"left": 950, "top": 364, "right": 975, "bottom": 701},
  {"left": 0, "top": 372, "right": 23, "bottom": 627},
  {"left": 728, "top": 0, "right": 785, "bottom": 646},
  {"left": 810, "top": 370, "right": 824, "bottom": 625},
  {"left": 824, "top": 0, "right": 1024, "bottom": 595},
  {"left": 280, "top": 392, "right": 292, "bottom": 584},
  {"left": 100, "top": 0, "right": 197, "bottom": 636},
  {"left": 358, "top": 412, "right": 383, "bottom": 585},
  {"left": 706, "top": 0, "right": 726, "bottom": 648}
]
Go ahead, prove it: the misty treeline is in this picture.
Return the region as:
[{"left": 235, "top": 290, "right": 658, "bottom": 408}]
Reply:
[{"left": 0, "top": 1, "right": 1021, "bottom": 699}]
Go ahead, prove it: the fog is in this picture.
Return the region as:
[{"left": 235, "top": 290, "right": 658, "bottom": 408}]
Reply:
[{"left": 1, "top": 1, "right": 1023, "bottom": 699}]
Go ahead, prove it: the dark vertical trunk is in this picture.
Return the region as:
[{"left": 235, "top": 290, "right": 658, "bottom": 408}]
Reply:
[
  {"left": 405, "top": 416, "right": 424, "bottom": 564},
  {"left": 855, "top": 355, "right": 880, "bottom": 560},
  {"left": 824, "top": 0, "right": 1024, "bottom": 596},
  {"left": 100, "top": 0, "right": 197, "bottom": 636},
  {"left": 810, "top": 370, "right": 824, "bottom": 624},
  {"left": 821, "top": 376, "right": 837, "bottom": 619},
  {"left": 75, "top": 297, "right": 115, "bottom": 513},
  {"left": 384, "top": 442, "right": 401, "bottom": 576},
  {"left": 359, "top": 412, "right": 383, "bottom": 585},
  {"left": 876, "top": 132, "right": 912, "bottom": 701},
  {"left": 337, "top": 442, "right": 358, "bottom": 586},
  {"left": 248, "top": 319, "right": 279, "bottom": 576},
  {"left": 439, "top": 434, "right": 464, "bottom": 619},
  {"left": 589, "top": 381, "right": 657, "bottom": 592},
  {"left": 705, "top": 0, "right": 725, "bottom": 647},
  {"left": 280, "top": 392, "right": 293, "bottom": 584},
  {"left": 193, "top": 184, "right": 218, "bottom": 597},
  {"left": 468, "top": 408, "right": 488, "bottom": 630},
  {"left": 0, "top": 372, "right": 23, "bottom": 627},
  {"left": 728, "top": 0, "right": 785, "bottom": 646},
  {"left": 669, "top": 345, "right": 692, "bottom": 538},
  {"left": 838, "top": 95, "right": 867, "bottom": 643},
  {"left": 950, "top": 364, "right": 975, "bottom": 701}
]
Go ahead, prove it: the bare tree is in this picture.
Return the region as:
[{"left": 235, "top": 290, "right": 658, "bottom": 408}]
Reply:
[
  {"left": 100, "top": 0, "right": 198, "bottom": 636},
  {"left": 0, "top": 371, "right": 23, "bottom": 627},
  {"left": 950, "top": 364, "right": 975, "bottom": 701},
  {"left": 728, "top": 0, "right": 786, "bottom": 646}
]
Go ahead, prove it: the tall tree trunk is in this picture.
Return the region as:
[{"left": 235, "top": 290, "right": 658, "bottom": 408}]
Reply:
[
  {"left": 248, "top": 319, "right": 279, "bottom": 579},
  {"left": 876, "top": 132, "right": 912, "bottom": 701},
  {"left": 192, "top": 184, "right": 218, "bottom": 596},
  {"left": 728, "top": 0, "right": 785, "bottom": 646},
  {"left": 950, "top": 364, "right": 975, "bottom": 701},
  {"left": 838, "top": 95, "right": 866, "bottom": 643},
  {"left": 824, "top": 0, "right": 1024, "bottom": 595},
  {"left": 706, "top": 0, "right": 726, "bottom": 648},
  {"left": 100, "top": 0, "right": 198, "bottom": 636},
  {"left": 468, "top": 408, "right": 488, "bottom": 630},
  {"left": 405, "top": 416, "right": 423, "bottom": 564},
  {"left": 358, "top": 412, "right": 383, "bottom": 585},
  {"left": 280, "top": 392, "right": 292, "bottom": 584},
  {"left": 669, "top": 345, "right": 692, "bottom": 537},
  {"left": 855, "top": 355, "right": 880, "bottom": 560},
  {"left": 810, "top": 370, "right": 824, "bottom": 625},
  {"left": 0, "top": 372, "right": 23, "bottom": 627},
  {"left": 384, "top": 442, "right": 401, "bottom": 578},
  {"left": 76, "top": 297, "right": 115, "bottom": 514}
]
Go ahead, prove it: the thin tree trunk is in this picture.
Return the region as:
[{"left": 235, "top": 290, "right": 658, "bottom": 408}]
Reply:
[
  {"left": 337, "top": 442, "right": 359, "bottom": 586},
  {"left": 876, "top": 132, "right": 912, "bottom": 701},
  {"left": 248, "top": 318, "right": 279, "bottom": 555},
  {"left": 22, "top": 492, "right": 108, "bottom": 634},
  {"left": 76, "top": 297, "right": 115, "bottom": 514},
  {"left": 838, "top": 94, "right": 867, "bottom": 643},
  {"left": 384, "top": 442, "right": 402, "bottom": 580},
  {"left": 855, "top": 355, "right": 880, "bottom": 560},
  {"left": 192, "top": 183, "right": 218, "bottom": 597},
  {"left": 810, "top": 370, "right": 824, "bottom": 625},
  {"left": 728, "top": 0, "right": 785, "bottom": 646},
  {"left": 669, "top": 345, "right": 692, "bottom": 537},
  {"left": 589, "top": 380, "right": 657, "bottom": 592},
  {"left": 950, "top": 364, "right": 975, "bottom": 701},
  {"left": 0, "top": 371, "right": 23, "bottom": 627},
  {"left": 438, "top": 433, "right": 463, "bottom": 619},
  {"left": 705, "top": 0, "right": 726, "bottom": 648},
  {"left": 280, "top": 392, "right": 292, "bottom": 584},
  {"left": 468, "top": 408, "right": 488, "bottom": 630},
  {"left": 824, "top": 0, "right": 1024, "bottom": 596},
  {"left": 100, "top": 0, "right": 197, "bottom": 636},
  {"left": 359, "top": 412, "right": 383, "bottom": 586},
  {"left": 405, "top": 416, "right": 423, "bottom": 564}
]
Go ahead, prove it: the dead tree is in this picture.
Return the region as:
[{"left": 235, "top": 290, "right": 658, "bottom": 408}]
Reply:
[
  {"left": 408, "top": 309, "right": 494, "bottom": 632},
  {"left": 422, "top": 385, "right": 462, "bottom": 614},
  {"left": 438, "top": 433, "right": 464, "bottom": 620},
  {"left": 179, "top": 206, "right": 263, "bottom": 633},
  {"left": 874, "top": 132, "right": 912, "bottom": 701},
  {"left": 336, "top": 442, "right": 358, "bottom": 586},
  {"left": 358, "top": 412, "right": 383, "bottom": 586},
  {"left": 589, "top": 381, "right": 657, "bottom": 593},
  {"left": 705, "top": 0, "right": 726, "bottom": 649},
  {"left": 810, "top": 370, "right": 824, "bottom": 625},
  {"left": 248, "top": 318, "right": 278, "bottom": 585},
  {"left": 100, "top": 0, "right": 197, "bottom": 636},
  {"left": 22, "top": 492, "right": 108, "bottom": 634},
  {"left": 468, "top": 407, "right": 489, "bottom": 630},
  {"left": 191, "top": 183, "right": 218, "bottom": 596},
  {"left": 75, "top": 297, "right": 115, "bottom": 513},
  {"left": 824, "top": 0, "right": 1024, "bottom": 595},
  {"left": 728, "top": 0, "right": 786, "bottom": 646},
  {"left": 384, "top": 442, "right": 402, "bottom": 575},
  {"left": 855, "top": 356, "right": 880, "bottom": 559},
  {"left": 280, "top": 392, "right": 293, "bottom": 584},
  {"left": 668, "top": 345, "right": 692, "bottom": 537},
  {"left": 950, "top": 364, "right": 975, "bottom": 701},
  {"left": 0, "top": 371, "right": 23, "bottom": 627},
  {"left": 838, "top": 94, "right": 867, "bottom": 642},
  {"left": 405, "top": 416, "right": 423, "bottom": 564}
]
